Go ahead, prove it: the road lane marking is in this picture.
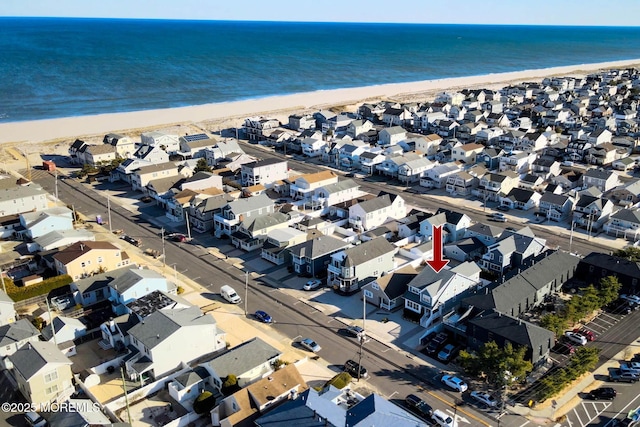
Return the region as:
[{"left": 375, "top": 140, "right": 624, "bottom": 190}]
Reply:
[{"left": 426, "top": 391, "right": 491, "bottom": 427}]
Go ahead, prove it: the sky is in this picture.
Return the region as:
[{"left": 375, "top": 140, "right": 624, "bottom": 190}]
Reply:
[{"left": 2, "top": 0, "right": 639, "bottom": 26}]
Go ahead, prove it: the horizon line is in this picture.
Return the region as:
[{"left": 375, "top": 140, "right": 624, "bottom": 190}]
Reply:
[{"left": 1, "top": 16, "right": 640, "bottom": 28}]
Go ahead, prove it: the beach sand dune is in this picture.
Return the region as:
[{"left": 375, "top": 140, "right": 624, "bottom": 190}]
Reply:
[{"left": 1, "top": 58, "right": 639, "bottom": 147}]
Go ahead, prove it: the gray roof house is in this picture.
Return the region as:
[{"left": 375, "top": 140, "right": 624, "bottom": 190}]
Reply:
[
  {"left": 0, "top": 289, "right": 17, "bottom": 327},
  {"left": 328, "top": 238, "right": 396, "bottom": 293},
  {"left": 213, "top": 193, "right": 275, "bottom": 237},
  {"left": 0, "top": 318, "right": 40, "bottom": 358},
  {"left": 288, "top": 236, "right": 351, "bottom": 278},
  {"left": 362, "top": 265, "right": 418, "bottom": 310}
]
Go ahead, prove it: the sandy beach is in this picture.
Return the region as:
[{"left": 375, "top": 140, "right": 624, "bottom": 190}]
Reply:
[{"left": 1, "top": 58, "right": 640, "bottom": 148}]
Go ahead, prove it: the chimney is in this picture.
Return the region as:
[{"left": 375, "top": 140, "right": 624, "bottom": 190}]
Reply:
[
  {"left": 80, "top": 243, "right": 85, "bottom": 252},
  {"left": 109, "top": 318, "right": 116, "bottom": 332},
  {"left": 157, "top": 334, "right": 160, "bottom": 339}
]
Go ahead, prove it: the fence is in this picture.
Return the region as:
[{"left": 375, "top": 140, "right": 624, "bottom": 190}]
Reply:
[{"left": 14, "top": 293, "right": 47, "bottom": 310}]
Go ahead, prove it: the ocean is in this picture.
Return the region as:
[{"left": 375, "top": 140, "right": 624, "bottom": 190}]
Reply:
[{"left": 1, "top": 17, "right": 640, "bottom": 123}]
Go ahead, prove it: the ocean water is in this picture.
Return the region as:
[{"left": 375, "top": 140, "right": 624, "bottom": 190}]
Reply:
[{"left": 1, "top": 18, "right": 640, "bottom": 123}]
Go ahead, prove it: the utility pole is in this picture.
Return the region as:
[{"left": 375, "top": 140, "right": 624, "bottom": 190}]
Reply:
[
  {"left": 161, "top": 227, "right": 166, "bottom": 267},
  {"left": 45, "top": 298, "right": 58, "bottom": 347},
  {"left": 121, "top": 367, "right": 132, "bottom": 424},
  {"left": 107, "top": 194, "right": 113, "bottom": 234},
  {"left": 244, "top": 270, "right": 249, "bottom": 316},
  {"left": 54, "top": 169, "right": 58, "bottom": 201},
  {"left": 569, "top": 220, "right": 575, "bottom": 254},
  {"left": 185, "top": 211, "right": 192, "bottom": 240},
  {"left": 357, "top": 296, "right": 366, "bottom": 381}
]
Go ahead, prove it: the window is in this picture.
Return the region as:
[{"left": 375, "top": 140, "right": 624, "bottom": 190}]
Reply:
[
  {"left": 372, "top": 283, "right": 379, "bottom": 290},
  {"left": 45, "top": 385, "right": 58, "bottom": 395},
  {"left": 364, "top": 290, "right": 373, "bottom": 298},
  {"left": 97, "top": 256, "right": 103, "bottom": 263},
  {"left": 406, "top": 300, "right": 421, "bottom": 311},
  {"left": 44, "top": 370, "right": 58, "bottom": 383},
  {"left": 81, "top": 262, "right": 86, "bottom": 268}
]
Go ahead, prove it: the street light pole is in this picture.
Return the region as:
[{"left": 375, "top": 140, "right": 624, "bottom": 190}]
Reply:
[
  {"left": 161, "top": 228, "right": 166, "bottom": 267},
  {"left": 244, "top": 270, "right": 248, "bottom": 316},
  {"left": 107, "top": 194, "right": 113, "bottom": 234},
  {"left": 569, "top": 220, "right": 575, "bottom": 254}
]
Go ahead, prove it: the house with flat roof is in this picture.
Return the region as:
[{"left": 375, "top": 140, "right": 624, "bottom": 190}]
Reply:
[{"left": 241, "top": 158, "right": 289, "bottom": 187}]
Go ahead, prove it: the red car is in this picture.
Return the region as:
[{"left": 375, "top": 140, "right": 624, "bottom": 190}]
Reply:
[{"left": 573, "top": 328, "right": 595, "bottom": 341}]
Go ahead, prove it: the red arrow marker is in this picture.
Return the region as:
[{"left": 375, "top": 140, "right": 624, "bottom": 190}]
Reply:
[{"left": 426, "top": 225, "right": 450, "bottom": 273}]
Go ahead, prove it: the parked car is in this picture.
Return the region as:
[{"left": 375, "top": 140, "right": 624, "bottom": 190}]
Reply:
[
  {"left": 24, "top": 412, "right": 48, "bottom": 427},
  {"left": 564, "top": 331, "right": 588, "bottom": 346},
  {"left": 491, "top": 216, "right": 507, "bottom": 222},
  {"left": 120, "top": 234, "right": 142, "bottom": 246},
  {"left": 609, "top": 369, "right": 639, "bottom": 383},
  {"left": 441, "top": 375, "right": 468, "bottom": 392},
  {"left": 344, "top": 359, "right": 368, "bottom": 378},
  {"left": 470, "top": 391, "right": 499, "bottom": 408},
  {"left": 300, "top": 338, "right": 321, "bottom": 353},
  {"left": 431, "top": 408, "right": 458, "bottom": 427},
  {"left": 619, "top": 363, "right": 640, "bottom": 375},
  {"left": 303, "top": 279, "right": 323, "bottom": 291},
  {"left": 405, "top": 394, "right": 433, "bottom": 419},
  {"left": 573, "top": 328, "right": 595, "bottom": 341},
  {"left": 425, "top": 332, "right": 449, "bottom": 356},
  {"left": 169, "top": 233, "right": 187, "bottom": 242},
  {"left": 621, "top": 294, "right": 640, "bottom": 305},
  {"left": 587, "top": 387, "right": 617, "bottom": 400},
  {"left": 346, "top": 325, "right": 365, "bottom": 339},
  {"left": 220, "top": 285, "right": 242, "bottom": 304},
  {"left": 437, "top": 344, "right": 460, "bottom": 363},
  {"left": 254, "top": 310, "right": 273, "bottom": 323},
  {"left": 496, "top": 205, "right": 510, "bottom": 212}
]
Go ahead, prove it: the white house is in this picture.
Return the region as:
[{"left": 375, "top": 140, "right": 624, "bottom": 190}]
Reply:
[
  {"left": 141, "top": 131, "right": 181, "bottom": 154},
  {"left": 378, "top": 126, "right": 406, "bottom": 146},
  {"left": 108, "top": 268, "right": 176, "bottom": 315},
  {"left": 0, "top": 290, "right": 16, "bottom": 326},
  {"left": 310, "top": 179, "right": 362, "bottom": 210},
  {"left": 241, "top": 158, "right": 289, "bottom": 187},
  {"left": 348, "top": 192, "right": 406, "bottom": 232},
  {"left": 289, "top": 171, "right": 338, "bottom": 201},
  {"left": 328, "top": 238, "right": 396, "bottom": 293}
]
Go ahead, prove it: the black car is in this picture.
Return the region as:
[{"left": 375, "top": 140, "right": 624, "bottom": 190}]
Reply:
[
  {"left": 405, "top": 394, "right": 432, "bottom": 419},
  {"left": 496, "top": 205, "right": 510, "bottom": 212},
  {"left": 344, "top": 359, "right": 368, "bottom": 378},
  {"left": 424, "top": 332, "right": 449, "bottom": 356},
  {"left": 120, "top": 235, "right": 141, "bottom": 246},
  {"left": 587, "top": 387, "right": 617, "bottom": 400}
]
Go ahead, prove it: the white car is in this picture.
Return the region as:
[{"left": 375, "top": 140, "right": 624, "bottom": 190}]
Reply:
[
  {"left": 300, "top": 338, "right": 321, "bottom": 353},
  {"left": 431, "top": 409, "right": 458, "bottom": 427},
  {"left": 441, "top": 374, "right": 468, "bottom": 392},
  {"left": 470, "top": 391, "right": 498, "bottom": 408},
  {"left": 564, "top": 331, "right": 588, "bottom": 346},
  {"left": 303, "top": 279, "right": 323, "bottom": 291}
]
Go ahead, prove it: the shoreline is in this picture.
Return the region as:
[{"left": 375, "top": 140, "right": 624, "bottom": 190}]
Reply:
[{"left": 1, "top": 57, "right": 640, "bottom": 145}]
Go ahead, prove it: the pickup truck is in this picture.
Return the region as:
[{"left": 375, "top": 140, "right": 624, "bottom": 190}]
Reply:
[{"left": 609, "top": 368, "right": 639, "bottom": 383}]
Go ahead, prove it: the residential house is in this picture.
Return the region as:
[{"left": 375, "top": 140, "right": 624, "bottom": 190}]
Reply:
[
  {"left": 40, "top": 316, "right": 87, "bottom": 355},
  {"left": 0, "top": 319, "right": 40, "bottom": 358},
  {"left": 289, "top": 171, "right": 338, "bottom": 201},
  {"left": 104, "top": 133, "right": 134, "bottom": 157},
  {"left": 0, "top": 184, "right": 48, "bottom": 216},
  {"left": 325, "top": 113, "right": 354, "bottom": 135},
  {"left": 241, "top": 158, "right": 288, "bottom": 187},
  {"left": 464, "top": 223, "right": 505, "bottom": 246},
  {"left": 576, "top": 252, "right": 640, "bottom": 295},
  {"left": 147, "top": 175, "right": 184, "bottom": 206},
  {"left": 68, "top": 139, "right": 87, "bottom": 164},
  {"left": 612, "top": 156, "right": 636, "bottom": 171},
  {"left": 204, "top": 140, "right": 246, "bottom": 165},
  {"left": 403, "top": 262, "right": 481, "bottom": 327},
  {"left": 396, "top": 211, "right": 431, "bottom": 240},
  {"left": 337, "top": 143, "right": 368, "bottom": 171},
  {"left": 108, "top": 267, "right": 175, "bottom": 315},
  {"left": 566, "top": 140, "right": 592, "bottom": 162},
  {"left": 397, "top": 157, "right": 434, "bottom": 184},
  {"left": 0, "top": 290, "right": 16, "bottom": 326},
  {"left": 420, "top": 163, "right": 462, "bottom": 189},
  {"left": 588, "top": 128, "right": 613, "bottom": 145},
  {"left": 125, "top": 306, "right": 225, "bottom": 381},
  {"left": 419, "top": 208, "right": 472, "bottom": 243},
  {"left": 133, "top": 144, "right": 170, "bottom": 164},
  {"left": 583, "top": 168, "right": 619, "bottom": 192},
  {"left": 500, "top": 188, "right": 541, "bottom": 211},
  {"left": 300, "top": 135, "right": 327, "bottom": 158},
  {"left": 141, "top": 131, "right": 181, "bottom": 154},
  {"left": 70, "top": 266, "right": 133, "bottom": 307},
  {"left": 348, "top": 193, "right": 406, "bottom": 232},
  {"left": 255, "top": 387, "right": 423, "bottom": 427},
  {"left": 347, "top": 119, "right": 374, "bottom": 139},
  {"left": 382, "top": 107, "right": 413, "bottom": 127},
  {"left": 415, "top": 134, "right": 443, "bottom": 157},
  {"left": 205, "top": 337, "right": 280, "bottom": 389},
  {"left": 179, "top": 134, "right": 218, "bottom": 158},
  {"left": 288, "top": 113, "right": 315, "bottom": 131},
  {"left": 131, "top": 162, "right": 180, "bottom": 192},
  {"left": 465, "top": 312, "right": 554, "bottom": 368},
  {"left": 572, "top": 193, "right": 613, "bottom": 230},
  {"left": 362, "top": 265, "right": 418, "bottom": 310},
  {"left": 310, "top": 179, "right": 361, "bottom": 211},
  {"left": 476, "top": 171, "right": 519, "bottom": 202},
  {"left": 211, "top": 364, "right": 307, "bottom": 427},
  {"left": 444, "top": 237, "right": 484, "bottom": 262},
  {"left": 604, "top": 208, "right": 640, "bottom": 240},
  {"left": 445, "top": 171, "right": 479, "bottom": 196},
  {"left": 8, "top": 341, "right": 74, "bottom": 409},
  {"left": 261, "top": 227, "right": 307, "bottom": 265},
  {"left": 451, "top": 143, "right": 484, "bottom": 164},
  {"left": 328, "top": 238, "right": 396, "bottom": 293},
  {"left": 531, "top": 157, "right": 562, "bottom": 180},
  {"left": 45, "top": 399, "right": 112, "bottom": 426},
  {"left": 33, "top": 229, "right": 95, "bottom": 252},
  {"left": 538, "top": 192, "right": 574, "bottom": 221},
  {"left": 288, "top": 236, "right": 350, "bottom": 278},
  {"left": 376, "top": 153, "right": 421, "bottom": 179},
  {"left": 499, "top": 151, "right": 537, "bottom": 175},
  {"left": 518, "top": 174, "right": 545, "bottom": 191},
  {"left": 18, "top": 207, "right": 74, "bottom": 240},
  {"left": 465, "top": 250, "right": 579, "bottom": 318},
  {"left": 0, "top": 214, "right": 21, "bottom": 239},
  {"left": 586, "top": 142, "right": 622, "bottom": 165},
  {"left": 53, "top": 241, "right": 130, "bottom": 280},
  {"left": 478, "top": 230, "right": 546, "bottom": 275},
  {"left": 231, "top": 212, "right": 290, "bottom": 252},
  {"left": 477, "top": 147, "right": 504, "bottom": 170},
  {"left": 83, "top": 144, "right": 117, "bottom": 166},
  {"left": 111, "top": 158, "right": 152, "bottom": 184},
  {"left": 359, "top": 150, "right": 385, "bottom": 175},
  {"left": 189, "top": 193, "right": 234, "bottom": 234},
  {"left": 377, "top": 126, "right": 406, "bottom": 146},
  {"left": 608, "top": 180, "right": 640, "bottom": 207},
  {"left": 213, "top": 193, "right": 275, "bottom": 237}
]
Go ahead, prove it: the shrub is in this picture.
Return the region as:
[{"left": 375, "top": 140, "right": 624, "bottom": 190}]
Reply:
[
  {"left": 324, "top": 372, "right": 352, "bottom": 390},
  {"left": 176, "top": 286, "right": 185, "bottom": 295},
  {"left": 222, "top": 374, "right": 240, "bottom": 395},
  {"left": 31, "top": 317, "right": 45, "bottom": 331},
  {"left": 5, "top": 275, "right": 73, "bottom": 302},
  {"left": 271, "top": 359, "right": 290, "bottom": 370},
  {"left": 193, "top": 391, "right": 216, "bottom": 414}
]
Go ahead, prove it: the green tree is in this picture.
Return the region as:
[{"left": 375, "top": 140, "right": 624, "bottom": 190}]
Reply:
[
  {"left": 613, "top": 247, "right": 640, "bottom": 261},
  {"left": 193, "top": 391, "right": 216, "bottom": 414},
  {"left": 457, "top": 350, "right": 481, "bottom": 377},
  {"left": 31, "top": 317, "right": 45, "bottom": 331},
  {"left": 194, "top": 158, "right": 213, "bottom": 173},
  {"left": 580, "top": 285, "right": 601, "bottom": 313},
  {"left": 539, "top": 313, "right": 567, "bottom": 337},
  {"left": 598, "top": 276, "right": 621, "bottom": 306},
  {"left": 502, "top": 343, "right": 533, "bottom": 385},
  {"left": 222, "top": 374, "right": 240, "bottom": 395}
]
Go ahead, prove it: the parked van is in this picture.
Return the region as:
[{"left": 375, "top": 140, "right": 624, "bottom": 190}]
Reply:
[{"left": 220, "top": 285, "right": 241, "bottom": 304}]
